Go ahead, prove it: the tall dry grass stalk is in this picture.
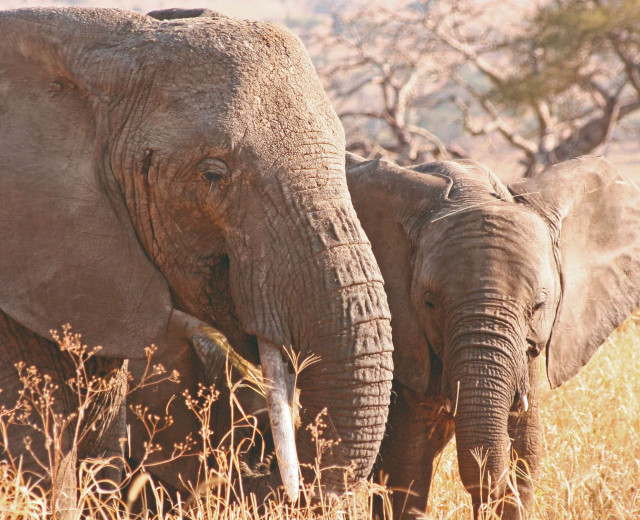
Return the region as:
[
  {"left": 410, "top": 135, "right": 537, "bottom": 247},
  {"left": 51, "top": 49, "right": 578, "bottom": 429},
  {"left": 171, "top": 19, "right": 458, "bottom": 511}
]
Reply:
[{"left": 0, "top": 312, "right": 637, "bottom": 519}]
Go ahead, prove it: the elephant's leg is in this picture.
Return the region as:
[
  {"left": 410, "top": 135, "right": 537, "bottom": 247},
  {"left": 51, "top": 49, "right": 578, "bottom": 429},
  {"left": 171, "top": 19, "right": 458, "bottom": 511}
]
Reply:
[
  {"left": 0, "top": 312, "right": 75, "bottom": 470},
  {"left": 376, "top": 381, "right": 454, "bottom": 520},
  {"left": 0, "top": 312, "right": 78, "bottom": 515},
  {"left": 504, "top": 358, "right": 541, "bottom": 519},
  {"left": 0, "top": 312, "right": 129, "bottom": 512}
]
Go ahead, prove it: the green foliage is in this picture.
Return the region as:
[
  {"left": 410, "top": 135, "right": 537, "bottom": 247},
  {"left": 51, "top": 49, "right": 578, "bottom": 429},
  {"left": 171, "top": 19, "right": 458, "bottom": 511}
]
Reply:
[{"left": 493, "top": 0, "right": 640, "bottom": 105}]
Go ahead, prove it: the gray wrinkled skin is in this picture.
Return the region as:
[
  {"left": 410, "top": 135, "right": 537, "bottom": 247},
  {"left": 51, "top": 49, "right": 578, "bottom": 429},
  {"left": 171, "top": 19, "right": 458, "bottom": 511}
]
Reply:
[
  {"left": 0, "top": 7, "right": 394, "bottom": 508},
  {"left": 131, "top": 151, "right": 640, "bottom": 517}
]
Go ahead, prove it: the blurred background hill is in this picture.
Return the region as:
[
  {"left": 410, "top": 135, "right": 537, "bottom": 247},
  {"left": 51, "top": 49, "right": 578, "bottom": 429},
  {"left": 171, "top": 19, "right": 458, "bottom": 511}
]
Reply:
[{"left": 3, "top": 0, "right": 639, "bottom": 182}]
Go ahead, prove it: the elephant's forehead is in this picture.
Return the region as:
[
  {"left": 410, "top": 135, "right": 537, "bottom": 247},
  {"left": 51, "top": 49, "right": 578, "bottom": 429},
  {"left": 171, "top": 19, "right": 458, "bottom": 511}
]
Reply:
[
  {"left": 150, "top": 18, "right": 314, "bottom": 83},
  {"left": 434, "top": 203, "right": 547, "bottom": 241},
  {"left": 424, "top": 203, "right": 554, "bottom": 274},
  {"left": 147, "top": 20, "right": 343, "bottom": 147},
  {"left": 418, "top": 204, "right": 556, "bottom": 301}
]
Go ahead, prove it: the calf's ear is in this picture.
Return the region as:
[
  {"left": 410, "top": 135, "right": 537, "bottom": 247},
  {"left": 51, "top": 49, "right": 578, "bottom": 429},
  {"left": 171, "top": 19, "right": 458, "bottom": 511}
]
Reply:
[{"left": 509, "top": 157, "right": 640, "bottom": 388}]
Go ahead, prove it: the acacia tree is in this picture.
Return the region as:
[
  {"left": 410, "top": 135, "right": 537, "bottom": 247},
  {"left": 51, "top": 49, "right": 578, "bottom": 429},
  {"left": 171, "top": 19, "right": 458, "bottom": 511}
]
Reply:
[
  {"left": 438, "top": 0, "right": 640, "bottom": 175},
  {"left": 302, "top": 0, "right": 640, "bottom": 175}
]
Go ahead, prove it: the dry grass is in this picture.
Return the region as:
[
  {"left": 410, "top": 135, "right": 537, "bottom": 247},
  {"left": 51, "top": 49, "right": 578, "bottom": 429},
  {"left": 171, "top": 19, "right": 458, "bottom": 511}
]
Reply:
[
  {"left": 534, "top": 311, "right": 640, "bottom": 519},
  {"left": 0, "top": 314, "right": 638, "bottom": 519},
  {"left": 0, "top": 328, "right": 392, "bottom": 519}
]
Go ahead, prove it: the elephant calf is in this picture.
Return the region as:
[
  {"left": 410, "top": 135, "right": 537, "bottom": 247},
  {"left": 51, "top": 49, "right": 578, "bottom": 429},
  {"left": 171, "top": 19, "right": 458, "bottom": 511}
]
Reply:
[{"left": 346, "top": 152, "right": 640, "bottom": 519}]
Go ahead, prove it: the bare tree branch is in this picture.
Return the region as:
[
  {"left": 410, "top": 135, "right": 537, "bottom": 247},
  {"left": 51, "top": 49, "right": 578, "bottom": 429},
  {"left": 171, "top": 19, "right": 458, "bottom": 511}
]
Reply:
[
  {"left": 612, "top": 39, "right": 640, "bottom": 95},
  {"left": 304, "top": 0, "right": 639, "bottom": 175},
  {"left": 406, "top": 124, "right": 449, "bottom": 158},
  {"left": 425, "top": 24, "right": 507, "bottom": 86},
  {"left": 453, "top": 75, "right": 538, "bottom": 156}
]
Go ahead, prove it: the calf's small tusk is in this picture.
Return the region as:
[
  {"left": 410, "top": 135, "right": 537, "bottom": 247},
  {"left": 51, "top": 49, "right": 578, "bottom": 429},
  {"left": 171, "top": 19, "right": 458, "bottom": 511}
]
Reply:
[
  {"left": 521, "top": 394, "right": 529, "bottom": 413},
  {"left": 444, "top": 398, "right": 453, "bottom": 414},
  {"left": 258, "top": 340, "right": 300, "bottom": 502}
]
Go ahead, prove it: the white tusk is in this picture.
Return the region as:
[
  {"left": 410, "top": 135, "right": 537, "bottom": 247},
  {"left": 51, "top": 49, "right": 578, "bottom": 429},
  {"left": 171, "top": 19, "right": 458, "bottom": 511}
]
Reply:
[
  {"left": 521, "top": 394, "right": 529, "bottom": 413},
  {"left": 285, "top": 369, "right": 296, "bottom": 407},
  {"left": 258, "top": 340, "right": 300, "bottom": 502},
  {"left": 284, "top": 367, "right": 301, "bottom": 429},
  {"left": 170, "top": 309, "right": 205, "bottom": 339}
]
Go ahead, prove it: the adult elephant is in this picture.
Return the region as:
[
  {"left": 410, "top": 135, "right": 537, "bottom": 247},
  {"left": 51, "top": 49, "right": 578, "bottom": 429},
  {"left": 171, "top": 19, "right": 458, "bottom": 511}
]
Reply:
[
  {"left": 0, "top": 6, "right": 394, "bottom": 509},
  {"left": 345, "top": 153, "right": 640, "bottom": 518}
]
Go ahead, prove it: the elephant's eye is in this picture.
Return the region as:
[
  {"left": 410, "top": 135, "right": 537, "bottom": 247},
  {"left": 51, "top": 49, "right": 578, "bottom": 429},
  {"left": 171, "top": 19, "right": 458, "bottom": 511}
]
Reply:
[
  {"left": 204, "top": 170, "right": 225, "bottom": 182},
  {"left": 532, "top": 292, "right": 547, "bottom": 313},
  {"left": 198, "top": 158, "right": 230, "bottom": 190}
]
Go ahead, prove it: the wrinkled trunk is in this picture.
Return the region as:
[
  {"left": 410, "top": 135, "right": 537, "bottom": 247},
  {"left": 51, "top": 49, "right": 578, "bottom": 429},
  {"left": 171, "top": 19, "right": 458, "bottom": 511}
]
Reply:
[
  {"left": 293, "top": 265, "right": 393, "bottom": 493},
  {"left": 445, "top": 309, "right": 528, "bottom": 514},
  {"left": 272, "top": 225, "right": 393, "bottom": 496},
  {"left": 228, "top": 158, "right": 395, "bottom": 498},
  {"left": 452, "top": 356, "right": 513, "bottom": 506}
]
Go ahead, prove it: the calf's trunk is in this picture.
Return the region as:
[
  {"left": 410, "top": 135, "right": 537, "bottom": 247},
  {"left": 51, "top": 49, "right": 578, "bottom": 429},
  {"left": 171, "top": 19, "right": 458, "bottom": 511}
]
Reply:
[{"left": 446, "top": 316, "right": 528, "bottom": 517}]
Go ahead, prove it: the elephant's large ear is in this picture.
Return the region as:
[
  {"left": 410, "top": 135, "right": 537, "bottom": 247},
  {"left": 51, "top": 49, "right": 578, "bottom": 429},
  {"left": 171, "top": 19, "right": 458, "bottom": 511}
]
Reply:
[
  {"left": 0, "top": 9, "right": 172, "bottom": 358},
  {"left": 346, "top": 153, "right": 451, "bottom": 393},
  {"left": 509, "top": 156, "right": 640, "bottom": 388}
]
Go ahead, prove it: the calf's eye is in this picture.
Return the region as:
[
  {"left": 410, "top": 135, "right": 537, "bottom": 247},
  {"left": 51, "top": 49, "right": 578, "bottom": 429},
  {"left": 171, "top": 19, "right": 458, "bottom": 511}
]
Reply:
[{"left": 424, "top": 291, "right": 437, "bottom": 310}]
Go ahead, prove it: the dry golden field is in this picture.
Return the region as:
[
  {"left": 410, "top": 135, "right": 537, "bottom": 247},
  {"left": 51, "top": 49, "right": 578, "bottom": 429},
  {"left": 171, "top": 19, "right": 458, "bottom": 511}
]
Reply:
[{"left": 0, "top": 312, "right": 638, "bottom": 519}]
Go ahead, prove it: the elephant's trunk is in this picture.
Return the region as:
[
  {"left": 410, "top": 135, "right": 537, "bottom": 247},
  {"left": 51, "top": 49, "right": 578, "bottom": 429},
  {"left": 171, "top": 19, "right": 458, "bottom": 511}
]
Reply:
[
  {"left": 294, "top": 286, "right": 393, "bottom": 494},
  {"left": 445, "top": 307, "right": 528, "bottom": 512},
  {"left": 452, "top": 358, "right": 512, "bottom": 506},
  {"left": 280, "top": 223, "right": 394, "bottom": 496},
  {"left": 227, "top": 158, "right": 394, "bottom": 499}
]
